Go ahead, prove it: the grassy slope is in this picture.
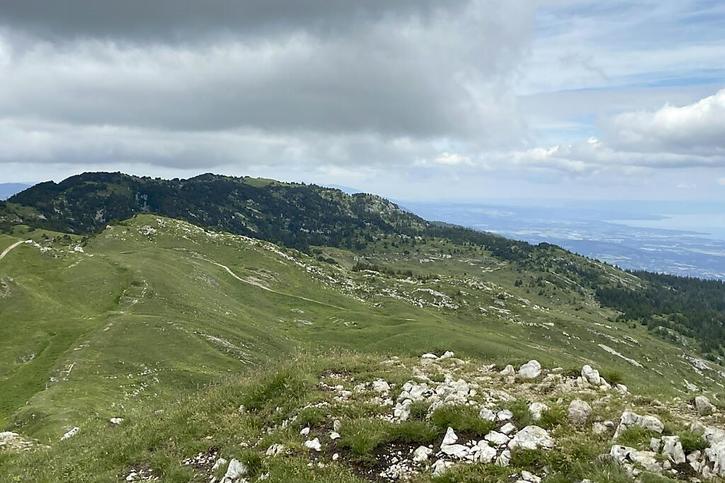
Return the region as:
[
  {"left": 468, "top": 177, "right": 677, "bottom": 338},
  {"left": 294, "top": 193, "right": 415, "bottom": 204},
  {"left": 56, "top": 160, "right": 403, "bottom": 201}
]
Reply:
[{"left": 0, "top": 215, "right": 721, "bottom": 444}]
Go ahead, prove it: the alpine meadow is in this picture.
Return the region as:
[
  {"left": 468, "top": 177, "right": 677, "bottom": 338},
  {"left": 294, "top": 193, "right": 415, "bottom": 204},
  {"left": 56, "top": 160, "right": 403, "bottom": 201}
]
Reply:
[{"left": 1, "top": 1, "right": 725, "bottom": 482}]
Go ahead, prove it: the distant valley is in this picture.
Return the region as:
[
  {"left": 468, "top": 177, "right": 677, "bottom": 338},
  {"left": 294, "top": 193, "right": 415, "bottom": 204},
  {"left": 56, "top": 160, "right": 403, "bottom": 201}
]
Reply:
[{"left": 404, "top": 201, "right": 725, "bottom": 281}]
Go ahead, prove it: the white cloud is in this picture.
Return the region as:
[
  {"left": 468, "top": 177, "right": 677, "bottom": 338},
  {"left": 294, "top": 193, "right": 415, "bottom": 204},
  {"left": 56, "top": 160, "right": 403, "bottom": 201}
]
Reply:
[{"left": 608, "top": 89, "right": 725, "bottom": 156}]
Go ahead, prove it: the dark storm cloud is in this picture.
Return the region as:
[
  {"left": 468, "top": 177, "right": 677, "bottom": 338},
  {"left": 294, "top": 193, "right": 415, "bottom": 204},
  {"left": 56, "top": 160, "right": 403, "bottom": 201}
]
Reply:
[
  {"left": 0, "top": 0, "right": 467, "bottom": 43},
  {"left": 0, "top": 1, "right": 532, "bottom": 138}
]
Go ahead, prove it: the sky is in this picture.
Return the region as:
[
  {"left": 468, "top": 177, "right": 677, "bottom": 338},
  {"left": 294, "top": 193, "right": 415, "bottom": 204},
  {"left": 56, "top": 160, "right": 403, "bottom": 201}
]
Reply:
[{"left": 1, "top": 0, "right": 724, "bottom": 202}]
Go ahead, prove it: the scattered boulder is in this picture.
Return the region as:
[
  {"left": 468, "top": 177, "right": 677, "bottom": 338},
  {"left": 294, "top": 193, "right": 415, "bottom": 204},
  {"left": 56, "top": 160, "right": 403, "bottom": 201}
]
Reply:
[
  {"left": 528, "top": 402, "right": 548, "bottom": 421},
  {"left": 518, "top": 360, "right": 542, "bottom": 380},
  {"left": 500, "top": 365, "right": 515, "bottom": 377},
  {"left": 508, "top": 426, "right": 554, "bottom": 451},
  {"left": 500, "top": 422, "right": 516, "bottom": 435},
  {"left": 372, "top": 379, "right": 391, "bottom": 394},
  {"left": 581, "top": 365, "right": 601, "bottom": 385},
  {"left": 485, "top": 430, "right": 510, "bottom": 447},
  {"left": 471, "top": 442, "right": 497, "bottom": 463},
  {"left": 661, "top": 436, "right": 686, "bottom": 464},
  {"left": 479, "top": 407, "right": 496, "bottom": 421},
  {"left": 695, "top": 395, "right": 716, "bottom": 415},
  {"left": 613, "top": 410, "right": 663, "bottom": 439},
  {"left": 412, "top": 446, "right": 433, "bottom": 463},
  {"left": 222, "top": 459, "right": 248, "bottom": 483},
  {"left": 568, "top": 399, "right": 592, "bottom": 426},
  {"left": 431, "top": 459, "right": 453, "bottom": 476}
]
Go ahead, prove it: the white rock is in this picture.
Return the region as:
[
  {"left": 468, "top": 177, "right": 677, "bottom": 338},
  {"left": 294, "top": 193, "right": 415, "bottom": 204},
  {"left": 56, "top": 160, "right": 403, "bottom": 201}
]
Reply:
[
  {"left": 265, "top": 444, "right": 285, "bottom": 457},
  {"left": 499, "top": 365, "right": 515, "bottom": 377},
  {"left": 330, "top": 432, "right": 340, "bottom": 440},
  {"left": 695, "top": 395, "right": 716, "bottom": 416},
  {"left": 528, "top": 402, "right": 548, "bottom": 421},
  {"left": 442, "top": 427, "right": 458, "bottom": 445},
  {"left": 332, "top": 453, "right": 339, "bottom": 461},
  {"left": 496, "top": 449, "right": 511, "bottom": 466},
  {"left": 705, "top": 439, "right": 725, "bottom": 476},
  {"left": 496, "top": 409, "right": 513, "bottom": 421},
  {"left": 212, "top": 457, "right": 228, "bottom": 471},
  {"left": 518, "top": 360, "right": 542, "bottom": 379},
  {"left": 613, "top": 410, "right": 663, "bottom": 439},
  {"left": 372, "top": 379, "right": 391, "bottom": 393},
  {"left": 109, "top": 417, "right": 124, "bottom": 425},
  {"left": 521, "top": 470, "right": 542, "bottom": 483},
  {"left": 60, "top": 427, "right": 79, "bottom": 441},
  {"left": 222, "top": 459, "right": 248, "bottom": 483},
  {"left": 485, "top": 431, "right": 510, "bottom": 447},
  {"left": 568, "top": 399, "right": 592, "bottom": 426},
  {"left": 508, "top": 426, "right": 554, "bottom": 451},
  {"left": 472, "top": 441, "right": 497, "bottom": 463},
  {"left": 609, "top": 445, "right": 661, "bottom": 472},
  {"left": 333, "top": 419, "right": 342, "bottom": 432},
  {"left": 581, "top": 365, "right": 601, "bottom": 385},
  {"left": 441, "top": 443, "right": 469, "bottom": 459},
  {"left": 649, "top": 437, "right": 661, "bottom": 453},
  {"left": 661, "top": 436, "right": 686, "bottom": 464},
  {"left": 421, "top": 353, "right": 438, "bottom": 360},
  {"left": 300, "top": 427, "right": 310, "bottom": 436},
  {"left": 413, "top": 445, "right": 433, "bottom": 462},
  {"left": 500, "top": 422, "right": 516, "bottom": 435},
  {"left": 440, "top": 351, "right": 455, "bottom": 359},
  {"left": 304, "top": 438, "right": 322, "bottom": 452},
  {"left": 479, "top": 408, "right": 496, "bottom": 421},
  {"left": 592, "top": 422, "right": 609, "bottom": 435},
  {"left": 432, "top": 459, "right": 452, "bottom": 476}
]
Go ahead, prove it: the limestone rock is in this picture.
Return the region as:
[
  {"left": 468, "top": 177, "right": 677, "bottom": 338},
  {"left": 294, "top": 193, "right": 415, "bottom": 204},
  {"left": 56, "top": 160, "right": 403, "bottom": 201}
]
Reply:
[
  {"left": 412, "top": 446, "right": 433, "bottom": 462},
  {"left": 661, "top": 436, "right": 686, "bottom": 464},
  {"left": 508, "top": 426, "right": 554, "bottom": 451},
  {"left": 581, "top": 365, "right": 601, "bottom": 386},
  {"left": 567, "top": 399, "right": 592, "bottom": 426},
  {"left": 222, "top": 459, "right": 248, "bottom": 483},
  {"left": 518, "top": 360, "right": 542, "bottom": 380},
  {"left": 528, "top": 402, "right": 548, "bottom": 421},
  {"left": 695, "top": 395, "right": 716, "bottom": 416}
]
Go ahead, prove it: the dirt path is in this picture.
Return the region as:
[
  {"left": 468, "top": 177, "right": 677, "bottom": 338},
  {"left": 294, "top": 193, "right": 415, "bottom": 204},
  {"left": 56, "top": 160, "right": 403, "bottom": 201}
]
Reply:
[
  {"left": 208, "top": 259, "right": 346, "bottom": 310},
  {"left": 0, "top": 240, "right": 29, "bottom": 262}
]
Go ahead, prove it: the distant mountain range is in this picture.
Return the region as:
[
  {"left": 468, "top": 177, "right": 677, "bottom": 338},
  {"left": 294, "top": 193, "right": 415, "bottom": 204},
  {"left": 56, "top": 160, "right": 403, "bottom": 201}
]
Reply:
[{"left": 0, "top": 183, "right": 31, "bottom": 200}]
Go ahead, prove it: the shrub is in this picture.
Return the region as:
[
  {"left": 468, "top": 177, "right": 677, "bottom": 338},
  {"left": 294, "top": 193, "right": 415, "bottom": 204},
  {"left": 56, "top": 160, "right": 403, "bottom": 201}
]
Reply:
[
  {"left": 538, "top": 406, "right": 566, "bottom": 430},
  {"left": 679, "top": 431, "right": 709, "bottom": 453},
  {"left": 430, "top": 405, "right": 495, "bottom": 436},
  {"left": 294, "top": 407, "right": 326, "bottom": 429},
  {"left": 508, "top": 400, "right": 532, "bottom": 428},
  {"left": 408, "top": 401, "right": 430, "bottom": 421}
]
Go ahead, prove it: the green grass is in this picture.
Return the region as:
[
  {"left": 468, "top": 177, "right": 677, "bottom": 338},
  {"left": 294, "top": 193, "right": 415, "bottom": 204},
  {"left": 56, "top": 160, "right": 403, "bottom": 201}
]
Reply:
[
  {"left": 0, "top": 213, "right": 722, "bottom": 445},
  {"left": 616, "top": 426, "right": 659, "bottom": 448},
  {"left": 429, "top": 405, "right": 495, "bottom": 437}
]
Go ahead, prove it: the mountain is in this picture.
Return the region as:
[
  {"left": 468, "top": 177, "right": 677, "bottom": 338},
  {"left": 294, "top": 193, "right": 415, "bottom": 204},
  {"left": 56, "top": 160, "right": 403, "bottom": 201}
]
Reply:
[
  {"left": 1, "top": 173, "right": 724, "bottom": 481},
  {"left": 0, "top": 183, "right": 32, "bottom": 200}
]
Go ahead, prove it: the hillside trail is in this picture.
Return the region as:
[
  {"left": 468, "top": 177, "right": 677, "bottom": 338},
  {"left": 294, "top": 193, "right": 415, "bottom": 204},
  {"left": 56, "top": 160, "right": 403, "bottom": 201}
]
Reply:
[
  {"left": 206, "top": 259, "right": 346, "bottom": 310},
  {"left": 0, "top": 240, "right": 29, "bottom": 262}
]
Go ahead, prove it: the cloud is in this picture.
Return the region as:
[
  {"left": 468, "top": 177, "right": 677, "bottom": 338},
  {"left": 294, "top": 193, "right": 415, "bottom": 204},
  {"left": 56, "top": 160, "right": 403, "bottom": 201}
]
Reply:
[{"left": 607, "top": 89, "right": 725, "bottom": 156}]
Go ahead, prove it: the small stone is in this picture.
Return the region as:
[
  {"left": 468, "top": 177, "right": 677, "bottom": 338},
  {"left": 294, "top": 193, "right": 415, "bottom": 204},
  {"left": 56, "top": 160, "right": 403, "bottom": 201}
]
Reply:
[
  {"left": 300, "top": 427, "right": 310, "bottom": 436},
  {"left": 60, "top": 427, "right": 80, "bottom": 441},
  {"left": 413, "top": 445, "right": 433, "bottom": 462},
  {"left": 332, "top": 453, "right": 339, "bottom": 461},
  {"left": 479, "top": 407, "right": 496, "bottom": 421},
  {"left": 304, "top": 438, "right": 322, "bottom": 452},
  {"left": 497, "top": 409, "right": 513, "bottom": 421},
  {"left": 329, "top": 431, "right": 340, "bottom": 440},
  {"left": 442, "top": 427, "right": 458, "bottom": 445},
  {"left": 500, "top": 422, "right": 516, "bottom": 435},
  {"left": 528, "top": 402, "right": 548, "bottom": 421},
  {"left": 109, "top": 417, "right": 124, "bottom": 425}
]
